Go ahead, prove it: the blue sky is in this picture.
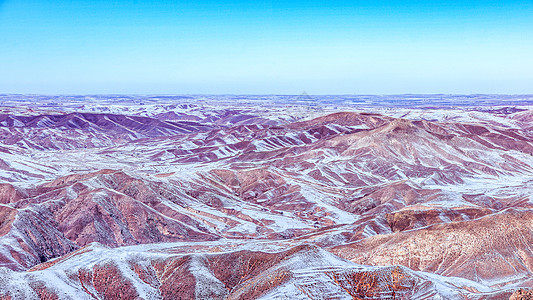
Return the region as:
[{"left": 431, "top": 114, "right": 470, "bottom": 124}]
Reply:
[{"left": 1, "top": 0, "right": 532, "bottom": 94}]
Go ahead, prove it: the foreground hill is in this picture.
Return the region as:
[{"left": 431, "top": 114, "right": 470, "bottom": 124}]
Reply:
[{"left": 0, "top": 243, "right": 517, "bottom": 299}]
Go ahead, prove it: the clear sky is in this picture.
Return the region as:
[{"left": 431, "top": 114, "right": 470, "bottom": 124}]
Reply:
[{"left": 1, "top": 0, "right": 532, "bottom": 94}]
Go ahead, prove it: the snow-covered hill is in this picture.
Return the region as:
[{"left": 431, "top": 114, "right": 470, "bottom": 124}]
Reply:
[{"left": 0, "top": 94, "right": 532, "bottom": 299}]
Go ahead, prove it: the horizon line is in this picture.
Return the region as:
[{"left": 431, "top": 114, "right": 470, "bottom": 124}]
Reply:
[{"left": 2, "top": 93, "right": 533, "bottom": 97}]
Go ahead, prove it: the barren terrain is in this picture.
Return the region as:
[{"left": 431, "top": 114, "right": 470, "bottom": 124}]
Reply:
[{"left": 0, "top": 94, "right": 532, "bottom": 299}]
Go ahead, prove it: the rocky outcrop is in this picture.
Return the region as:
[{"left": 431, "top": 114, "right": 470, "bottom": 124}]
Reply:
[
  {"left": 333, "top": 208, "right": 533, "bottom": 287},
  {"left": 510, "top": 289, "right": 533, "bottom": 300}
]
